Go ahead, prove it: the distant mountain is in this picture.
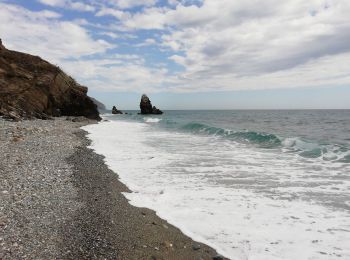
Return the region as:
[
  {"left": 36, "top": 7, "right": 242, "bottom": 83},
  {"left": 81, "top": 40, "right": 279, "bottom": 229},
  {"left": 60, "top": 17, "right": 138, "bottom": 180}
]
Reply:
[
  {"left": 0, "top": 39, "right": 100, "bottom": 120},
  {"left": 90, "top": 97, "right": 106, "bottom": 111}
]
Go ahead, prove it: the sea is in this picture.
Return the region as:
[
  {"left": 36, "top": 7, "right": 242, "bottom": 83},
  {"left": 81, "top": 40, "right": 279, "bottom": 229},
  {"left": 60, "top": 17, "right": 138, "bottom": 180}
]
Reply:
[{"left": 82, "top": 110, "right": 350, "bottom": 260}]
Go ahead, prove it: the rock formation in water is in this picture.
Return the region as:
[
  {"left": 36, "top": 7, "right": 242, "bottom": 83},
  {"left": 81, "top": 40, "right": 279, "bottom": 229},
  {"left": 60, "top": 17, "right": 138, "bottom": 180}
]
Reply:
[
  {"left": 0, "top": 39, "right": 100, "bottom": 121},
  {"left": 111, "top": 106, "right": 123, "bottom": 114},
  {"left": 139, "top": 94, "right": 163, "bottom": 115}
]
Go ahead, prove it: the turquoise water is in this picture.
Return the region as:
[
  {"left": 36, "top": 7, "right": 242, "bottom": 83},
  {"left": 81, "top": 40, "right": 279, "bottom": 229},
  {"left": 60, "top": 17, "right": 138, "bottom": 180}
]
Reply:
[
  {"left": 88, "top": 110, "right": 350, "bottom": 259},
  {"left": 115, "top": 110, "right": 350, "bottom": 162}
]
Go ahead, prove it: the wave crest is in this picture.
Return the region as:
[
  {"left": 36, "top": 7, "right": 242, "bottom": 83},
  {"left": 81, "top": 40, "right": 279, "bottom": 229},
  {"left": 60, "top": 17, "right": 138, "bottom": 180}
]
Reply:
[
  {"left": 181, "top": 122, "right": 281, "bottom": 148},
  {"left": 144, "top": 117, "right": 162, "bottom": 123},
  {"left": 180, "top": 122, "right": 349, "bottom": 162}
]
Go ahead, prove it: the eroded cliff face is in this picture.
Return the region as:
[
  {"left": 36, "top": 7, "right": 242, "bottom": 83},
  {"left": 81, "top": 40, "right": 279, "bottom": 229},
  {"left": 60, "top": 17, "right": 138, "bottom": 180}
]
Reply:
[{"left": 0, "top": 39, "right": 100, "bottom": 120}]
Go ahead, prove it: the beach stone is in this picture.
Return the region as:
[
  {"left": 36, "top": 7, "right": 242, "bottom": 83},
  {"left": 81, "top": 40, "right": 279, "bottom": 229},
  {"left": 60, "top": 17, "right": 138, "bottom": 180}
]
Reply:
[
  {"left": 3, "top": 111, "right": 21, "bottom": 121},
  {"left": 53, "top": 108, "right": 61, "bottom": 117},
  {"left": 192, "top": 243, "right": 201, "bottom": 250},
  {"left": 0, "top": 117, "right": 224, "bottom": 260},
  {"left": 71, "top": 116, "right": 88, "bottom": 122},
  {"left": 164, "top": 241, "right": 173, "bottom": 248}
]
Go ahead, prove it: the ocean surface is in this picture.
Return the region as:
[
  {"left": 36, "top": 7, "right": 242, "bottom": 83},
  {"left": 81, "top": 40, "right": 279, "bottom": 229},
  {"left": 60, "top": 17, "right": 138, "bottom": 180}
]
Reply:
[{"left": 83, "top": 110, "right": 350, "bottom": 260}]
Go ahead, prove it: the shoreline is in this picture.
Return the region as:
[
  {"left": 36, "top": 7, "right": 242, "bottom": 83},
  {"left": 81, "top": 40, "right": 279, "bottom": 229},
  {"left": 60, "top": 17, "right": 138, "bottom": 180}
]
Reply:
[{"left": 0, "top": 117, "right": 222, "bottom": 259}]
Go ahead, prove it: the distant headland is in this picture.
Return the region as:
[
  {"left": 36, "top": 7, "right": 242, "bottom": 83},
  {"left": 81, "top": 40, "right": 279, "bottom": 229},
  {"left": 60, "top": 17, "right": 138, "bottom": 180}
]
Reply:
[{"left": 0, "top": 38, "right": 100, "bottom": 121}]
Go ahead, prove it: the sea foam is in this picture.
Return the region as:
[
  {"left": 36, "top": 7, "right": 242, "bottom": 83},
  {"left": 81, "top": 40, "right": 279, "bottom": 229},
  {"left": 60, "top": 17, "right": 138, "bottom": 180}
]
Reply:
[
  {"left": 82, "top": 118, "right": 350, "bottom": 260},
  {"left": 144, "top": 117, "right": 162, "bottom": 123}
]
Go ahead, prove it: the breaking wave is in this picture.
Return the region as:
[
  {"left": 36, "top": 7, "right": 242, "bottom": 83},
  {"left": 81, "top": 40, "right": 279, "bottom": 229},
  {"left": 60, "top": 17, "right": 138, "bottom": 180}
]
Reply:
[
  {"left": 143, "top": 117, "right": 162, "bottom": 123},
  {"left": 179, "top": 122, "right": 349, "bottom": 162},
  {"left": 181, "top": 122, "right": 281, "bottom": 148}
]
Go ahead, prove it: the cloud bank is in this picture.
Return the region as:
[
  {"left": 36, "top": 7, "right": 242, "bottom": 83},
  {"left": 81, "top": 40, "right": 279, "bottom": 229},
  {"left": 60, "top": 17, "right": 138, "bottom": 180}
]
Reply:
[{"left": 0, "top": 0, "right": 349, "bottom": 93}]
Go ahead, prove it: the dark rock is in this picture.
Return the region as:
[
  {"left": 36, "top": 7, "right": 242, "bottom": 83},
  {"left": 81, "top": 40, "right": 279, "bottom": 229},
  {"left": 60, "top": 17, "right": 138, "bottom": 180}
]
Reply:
[
  {"left": 139, "top": 94, "right": 163, "bottom": 115},
  {"left": 3, "top": 110, "right": 21, "bottom": 121},
  {"left": 111, "top": 106, "right": 123, "bottom": 114},
  {"left": 0, "top": 39, "right": 100, "bottom": 120},
  {"left": 140, "top": 94, "right": 153, "bottom": 114},
  {"left": 91, "top": 97, "right": 106, "bottom": 111},
  {"left": 192, "top": 243, "right": 201, "bottom": 250},
  {"left": 71, "top": 116, "right": 88, "bottom": 122},
  {"left": 212, "top": 255, "right": 224, "bottom": 260},
  {"left": 152, "top": 106, "right": 163, "bottom": 115},
  {"left": 65, "top": 116, "right": 88, "bottom": 122},
  {"left": 52, "top": 108, "right": 61, "bottom": 117},
  {"left": 39, "top": 113, "right": 52, "bottom": 120}
]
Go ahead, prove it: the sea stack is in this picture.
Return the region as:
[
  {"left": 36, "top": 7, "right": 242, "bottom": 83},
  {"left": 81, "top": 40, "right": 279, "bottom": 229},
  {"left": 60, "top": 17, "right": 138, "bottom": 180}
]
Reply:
[
  {"left": 0, "top": 39, "right": 100, "bottom": 121},
  {"left": 111, "top": 106, "right": 123, "bottom": 114},
  {"left": 139, "top": 94, "right": 163, "bottom": 115}
]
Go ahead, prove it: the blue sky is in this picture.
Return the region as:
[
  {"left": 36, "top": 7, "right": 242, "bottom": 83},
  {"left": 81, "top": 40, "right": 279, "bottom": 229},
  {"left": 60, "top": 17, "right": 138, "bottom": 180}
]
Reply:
[{"left": 0, "top": 0, "right": 349, "bottom": 109}]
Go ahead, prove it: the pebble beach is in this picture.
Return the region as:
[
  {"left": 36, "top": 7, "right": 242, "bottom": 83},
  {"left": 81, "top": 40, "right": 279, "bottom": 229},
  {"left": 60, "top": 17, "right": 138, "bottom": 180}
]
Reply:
[{"left": 0, "top": 117, "right": 221, "bottom": 260}]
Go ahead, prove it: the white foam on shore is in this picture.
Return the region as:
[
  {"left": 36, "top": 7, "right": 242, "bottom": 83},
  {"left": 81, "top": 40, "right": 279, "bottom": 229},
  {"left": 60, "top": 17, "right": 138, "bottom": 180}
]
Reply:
[
  {"left": 143, "top": 117, "right": 162, "bottom": 123},
  {"left": 82, "top": 119, "right": 350, "bottom": 260}
]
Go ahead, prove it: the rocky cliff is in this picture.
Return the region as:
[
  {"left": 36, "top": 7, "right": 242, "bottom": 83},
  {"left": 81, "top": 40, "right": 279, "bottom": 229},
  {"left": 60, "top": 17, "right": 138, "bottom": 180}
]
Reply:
[
  {"left": 0, "top": 39, "right": 100, "bottom": 120},
  {"left": 90, "top": 97, "right": 106, "bottom": 112}
]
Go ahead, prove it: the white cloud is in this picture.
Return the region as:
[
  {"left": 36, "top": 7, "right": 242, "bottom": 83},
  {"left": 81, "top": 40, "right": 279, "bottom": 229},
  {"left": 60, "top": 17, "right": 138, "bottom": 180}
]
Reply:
[
  {"left": 2, "top": 1, "right": 350, "bottom": 94},
  {"left": 113, "top": 0, "right": 350, "bottom": 91},
  {"left": 95, "top": 7, "right": 129, "bottom": 20},
  {"left": 38, "top": 0, "right": 64, "bottom": 5},
  {"left": 100, "top": 31, "right": 120, "bottom": 39},
  {"left": 166, "top": 52, "right": 350, "bottom": 93},
  {"left": 135, "top": 38, "right": 157, "bottom": 47},
  {"left": 37, "top": 10, "right": 62, "bottom": 19},
  {"left": 38, "top": 0, "right": 95, "bottom": 12},
  {"left": 61, "top": 58, "right": 171, "bottom": 93},
  {"left": 69, "top": 1, "right": 95, "bottom": 12},
  {"left": 167, "top": 0, "right": 179, "bottom": 6},
  {"left": 163, "top": 0, "right": 350, "bottom": 74},
  {"left": 0, "top": 3, "right": 169, "bottom": 94},
  {"left": 0, "top": 3, "right": 111, "bottom": 63},
  {"left": 107, "top": 0, "right": 158, "bottom": 9},
  {"left": 98, "top": 31, "right": 137, "bottom": 40},
  {"left": 122, "top": 7, "right": 169, "bottom": 30}
]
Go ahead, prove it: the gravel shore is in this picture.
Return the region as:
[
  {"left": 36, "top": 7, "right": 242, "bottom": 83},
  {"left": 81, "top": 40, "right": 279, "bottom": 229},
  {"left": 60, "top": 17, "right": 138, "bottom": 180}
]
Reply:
[{"left": 0, "top": 118, "right": 222, "bottom": 259}]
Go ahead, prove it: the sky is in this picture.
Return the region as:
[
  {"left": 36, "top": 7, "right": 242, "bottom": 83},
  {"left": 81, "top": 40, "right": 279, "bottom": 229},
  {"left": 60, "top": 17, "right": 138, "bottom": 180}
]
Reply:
[{"left": 0, "top": 0, "right": 349, "bottom": 109}]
